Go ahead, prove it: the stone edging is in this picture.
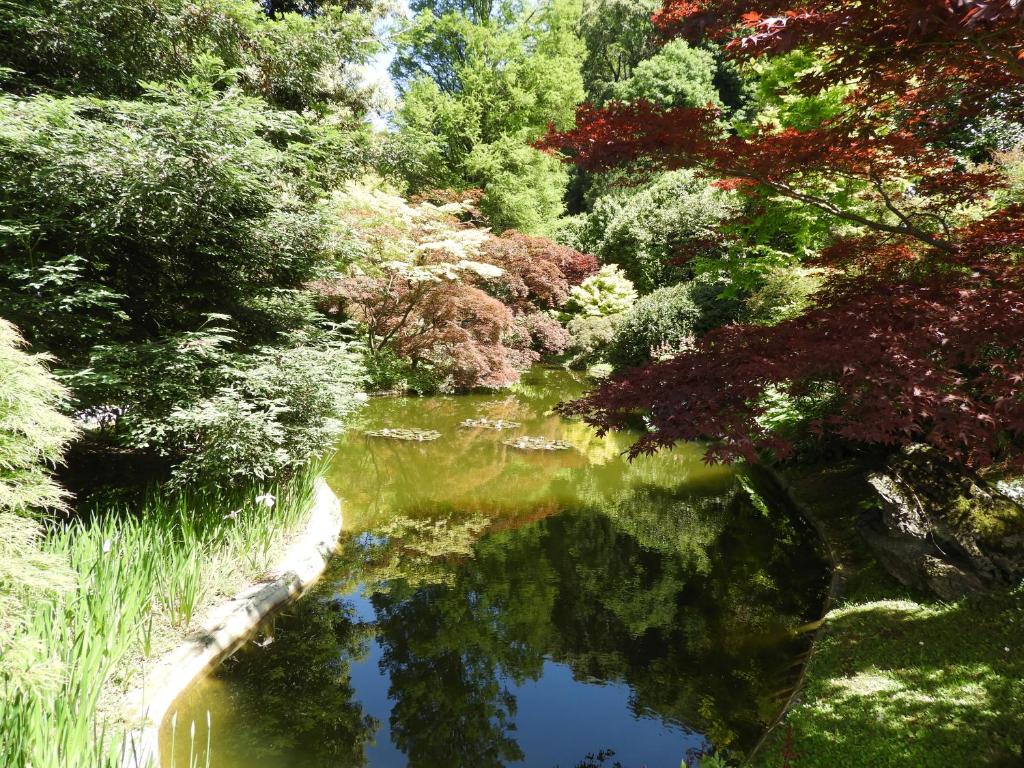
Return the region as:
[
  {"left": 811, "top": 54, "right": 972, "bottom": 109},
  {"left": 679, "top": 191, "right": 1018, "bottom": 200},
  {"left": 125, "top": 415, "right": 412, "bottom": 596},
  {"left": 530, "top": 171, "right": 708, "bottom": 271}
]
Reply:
[
  {"left": 120, "top": 478, "right": 343, "bottom": 768},
  {"left": 743, "top": 465, "right": 848, "bottom": 766}
]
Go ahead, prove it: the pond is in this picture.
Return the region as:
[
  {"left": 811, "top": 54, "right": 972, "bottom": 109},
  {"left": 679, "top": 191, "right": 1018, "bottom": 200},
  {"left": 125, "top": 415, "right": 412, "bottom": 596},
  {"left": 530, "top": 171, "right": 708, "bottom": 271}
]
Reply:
[{"left": 161, "top": 367, "right": 828, "bottom": 768}]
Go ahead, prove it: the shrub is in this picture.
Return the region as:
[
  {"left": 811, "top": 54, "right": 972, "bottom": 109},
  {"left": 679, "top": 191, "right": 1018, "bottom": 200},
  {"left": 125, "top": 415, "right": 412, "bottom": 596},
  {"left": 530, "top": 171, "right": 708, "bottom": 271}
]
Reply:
[
  {"left": 0, "top": 83, "right": 365, "bottom": 482},
  {"left": 154, "top": 336, "right": 366, "bottom": 485},
  {"left": 322, "top": 184, "right": 587, "bottom": 390},
  {"left": 565, "top": 314, "right": 624, "bottom": 369},
  {"left": 607, "top": 283, "right": 701, "bottom": 368},
  {"left": 742, "top": 265, "right": 822, "bottom": 325},
  {"left": 561, "top": 265, "right": 637, "bottom": 318},
  {"left": 608, "top": 278, "right": 743, "bottom": 369},
  {"left": 0, "top": 318, "right": 77, "bottom": 699},
  {"left": 0, "top": 0, "right": 381, "bottom": 114},
  {"left": 478, "top": 230, "right": 599, "bottom": 313},
  {"left": 574, "top": 170, "right": 739, "bottom": 293}
]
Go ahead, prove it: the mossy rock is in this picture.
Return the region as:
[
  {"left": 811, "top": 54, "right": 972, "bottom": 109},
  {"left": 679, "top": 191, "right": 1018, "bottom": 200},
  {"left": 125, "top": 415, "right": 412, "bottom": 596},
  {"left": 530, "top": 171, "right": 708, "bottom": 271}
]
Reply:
[{"left": 864, "top": 445, "right": 1024, "bottom": 599}]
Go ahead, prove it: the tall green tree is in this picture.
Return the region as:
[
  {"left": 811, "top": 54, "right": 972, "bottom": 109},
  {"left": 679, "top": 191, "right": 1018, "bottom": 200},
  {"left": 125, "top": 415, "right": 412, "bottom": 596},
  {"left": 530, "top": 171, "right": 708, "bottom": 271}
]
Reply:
[
  {"left": 0, "top": 0, "right": 382, "bottom": 114},
  {"left": 576, "top": 0, "right": 657, "bottom": 102},
  {"left": 386, "top": 0, "right": 584, "bottom": 234}
]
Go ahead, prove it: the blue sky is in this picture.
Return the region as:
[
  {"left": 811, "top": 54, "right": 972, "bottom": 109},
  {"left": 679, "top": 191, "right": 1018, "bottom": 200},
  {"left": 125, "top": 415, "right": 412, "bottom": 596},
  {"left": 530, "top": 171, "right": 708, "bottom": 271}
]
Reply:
[{"left": 364, "top": 0, "right": 410, "bottom": 131}]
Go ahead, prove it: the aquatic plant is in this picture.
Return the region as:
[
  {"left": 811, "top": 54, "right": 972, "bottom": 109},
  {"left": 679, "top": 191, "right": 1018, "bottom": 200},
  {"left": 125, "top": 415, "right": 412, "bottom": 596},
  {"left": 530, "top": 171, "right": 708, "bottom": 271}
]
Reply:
[
  {"left": 459, "top": 418, "right": 521, "bottom": 430},
  {"left": 503, "top": 436, "right": 572, "bottom": 451},
  {"left": 0, "top": 468, "right": 321, "bottom": 768},
  {"left": 365, "top": 428, "right": 442, "bottom": 442}
]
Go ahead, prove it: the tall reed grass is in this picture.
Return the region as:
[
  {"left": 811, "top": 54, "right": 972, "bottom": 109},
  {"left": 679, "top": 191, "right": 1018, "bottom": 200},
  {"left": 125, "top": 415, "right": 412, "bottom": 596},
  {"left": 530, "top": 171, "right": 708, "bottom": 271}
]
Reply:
[{"left": 0, "top": 465, "right": 322, "bottom": 768}]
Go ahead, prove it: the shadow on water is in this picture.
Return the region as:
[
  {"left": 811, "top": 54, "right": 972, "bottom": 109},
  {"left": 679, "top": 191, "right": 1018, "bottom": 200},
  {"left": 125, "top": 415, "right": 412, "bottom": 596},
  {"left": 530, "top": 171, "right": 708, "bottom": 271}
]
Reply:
[{"left": 161, "top": 367, "right": 829, "bottom": 768}]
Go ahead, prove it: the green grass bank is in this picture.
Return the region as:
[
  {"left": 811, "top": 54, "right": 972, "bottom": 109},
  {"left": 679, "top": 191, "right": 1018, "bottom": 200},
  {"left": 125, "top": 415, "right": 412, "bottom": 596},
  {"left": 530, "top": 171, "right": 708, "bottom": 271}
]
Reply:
[{"left": 750, "top": 462, "right": 1024, "bottom": 768}]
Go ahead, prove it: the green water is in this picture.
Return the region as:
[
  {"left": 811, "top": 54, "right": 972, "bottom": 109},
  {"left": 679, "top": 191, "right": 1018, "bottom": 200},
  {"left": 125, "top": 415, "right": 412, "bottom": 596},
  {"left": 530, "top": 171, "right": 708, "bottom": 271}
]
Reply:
[{"left": 161, "top": 366, "right": 828, "bottom": 768}]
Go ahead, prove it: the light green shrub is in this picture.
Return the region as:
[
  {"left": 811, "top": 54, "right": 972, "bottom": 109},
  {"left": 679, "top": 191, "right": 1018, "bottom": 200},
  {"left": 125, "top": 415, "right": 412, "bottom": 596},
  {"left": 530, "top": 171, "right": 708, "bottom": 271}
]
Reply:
[
  {"left": 607, "top": 283, "right": 701, "bottom": 368},
  {"left": 565, "top": 314, "right": 624, "bottom": 369},
  {"left": 0, "top": 318, "right": 77, "bottom": 699},
  {"left": 561, "top": 265, "right": 637, "bottom": 318},
  {"left": 576, "top": 170, "right": 739, "bottom": 293}
]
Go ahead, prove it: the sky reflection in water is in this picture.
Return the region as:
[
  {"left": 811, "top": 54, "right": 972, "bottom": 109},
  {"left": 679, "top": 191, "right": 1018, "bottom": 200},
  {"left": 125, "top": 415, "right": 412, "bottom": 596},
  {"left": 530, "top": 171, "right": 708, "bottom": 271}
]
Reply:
[{"left": 162, "top": 367, "right": 827, "bottom": 768}]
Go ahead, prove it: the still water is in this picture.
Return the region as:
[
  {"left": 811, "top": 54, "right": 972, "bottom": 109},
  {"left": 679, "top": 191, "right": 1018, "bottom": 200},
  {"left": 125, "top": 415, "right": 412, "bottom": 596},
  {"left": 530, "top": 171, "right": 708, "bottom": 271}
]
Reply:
[{"left": 161, "top": 367, "right": 827, "bottom": 768}]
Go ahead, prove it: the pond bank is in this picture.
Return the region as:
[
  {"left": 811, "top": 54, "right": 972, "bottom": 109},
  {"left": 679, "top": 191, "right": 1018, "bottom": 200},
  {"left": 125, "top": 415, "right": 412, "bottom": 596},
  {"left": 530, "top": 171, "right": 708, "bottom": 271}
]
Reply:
[
  {"left": 121, "top": 480, "right": 342, "bottom": 768},
  {"left": 750, "top": 461, "right": 1024, "bottom": 767}
]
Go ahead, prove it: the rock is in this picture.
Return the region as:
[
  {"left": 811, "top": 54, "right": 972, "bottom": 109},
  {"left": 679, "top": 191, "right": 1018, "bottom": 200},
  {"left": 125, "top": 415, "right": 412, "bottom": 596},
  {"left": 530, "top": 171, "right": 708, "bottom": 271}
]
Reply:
[{"left": 861, "top": 445, "right": 1024, "bottom": 600}]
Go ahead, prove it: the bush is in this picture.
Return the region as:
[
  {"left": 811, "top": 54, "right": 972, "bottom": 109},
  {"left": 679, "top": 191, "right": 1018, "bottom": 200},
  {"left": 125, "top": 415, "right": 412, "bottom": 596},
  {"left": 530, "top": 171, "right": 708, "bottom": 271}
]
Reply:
[
  {"left": 565, "top": 314, "right": 623, "bottom": 369},
  {"left": 608, "top": 278, "right": 742, "bottom": 368},
  {"left": 561, "top": 264, "right": 637, "bottom": 318},
  {"left": 154, "top": 335, "right": 366, "bottom": 486},
  {"left": 607, "top": 283, "right": 701, "bottom": 368},
  {"left": 0, "top": 82, "right": 366, "bottom": 481},
  {"left": 575, "top": 170, "right": 739, "bottom": 293},
  {"left": 0, "top": 318, "right": 77, "bottom": 699},
  {"left": 364, "top": 347, "right": 446, "bottom": 395},
  {"left": 478, "top": 230, "right": 598, "bottom": 312}
]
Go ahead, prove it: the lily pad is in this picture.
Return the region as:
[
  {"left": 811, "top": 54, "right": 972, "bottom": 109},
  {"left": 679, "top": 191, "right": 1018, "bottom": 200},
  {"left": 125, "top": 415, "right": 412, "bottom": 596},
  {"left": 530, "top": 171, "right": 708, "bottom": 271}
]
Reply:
[
  {"left": 365, "top": 428, "right": 441, "bottom": 442},
  {"left": 459, "top": 418, "right": 521, "bottom": 431},
  {"left": 503, "top": 436, "right": 572, "bottom": 451}
]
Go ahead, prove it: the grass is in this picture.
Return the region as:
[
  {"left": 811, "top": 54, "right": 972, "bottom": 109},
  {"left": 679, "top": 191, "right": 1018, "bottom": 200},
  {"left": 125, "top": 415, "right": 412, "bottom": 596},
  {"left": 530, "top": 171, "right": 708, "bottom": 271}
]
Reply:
[
  {"left": 750, "top": 461, "right": 1024, "bottom": 768},
  {"left": 0, "top": 465, "right": 323, "bottom": 768}
]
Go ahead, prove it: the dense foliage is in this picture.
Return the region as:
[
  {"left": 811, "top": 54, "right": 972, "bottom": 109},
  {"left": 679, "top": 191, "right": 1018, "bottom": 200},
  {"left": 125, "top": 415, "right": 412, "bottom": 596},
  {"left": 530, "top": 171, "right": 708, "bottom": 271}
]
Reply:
[
  {"left": 0, "top": 0, "right": 381, "bottom": 114},
  {"left": 544, "top": 0, "right": 1024, "bottom": 470},
  {"left": 316, "top": 184, "right": 592, "bottom": 391},
  {"left": 0, "top": 0, "right": 382, "bottom": 484},
  {"left": 0, "top": 81, "right": 366, "bottom": 484},
  {"left": 384, "top": 0, "right": 584, "bottom": 233},
  {"left": 564, "top": 169, "right": 738, "bottom": 292}
]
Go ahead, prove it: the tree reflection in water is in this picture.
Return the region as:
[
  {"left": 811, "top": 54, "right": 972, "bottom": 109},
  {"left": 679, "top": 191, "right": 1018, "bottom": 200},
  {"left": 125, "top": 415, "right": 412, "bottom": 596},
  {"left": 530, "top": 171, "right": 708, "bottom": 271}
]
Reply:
[{"left": 162, "top": 368, "right": 827, "bottom": 768}]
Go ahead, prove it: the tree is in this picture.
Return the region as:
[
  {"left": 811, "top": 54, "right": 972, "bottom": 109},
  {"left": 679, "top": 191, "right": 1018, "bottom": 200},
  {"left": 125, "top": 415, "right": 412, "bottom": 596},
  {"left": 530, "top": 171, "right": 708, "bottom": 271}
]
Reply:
[
  {"left": 333, "top": 263, "right": 524, "bottom": 389},
  {"left": 388, "top": 0, "right": 584, "bottom": 232},
  {"left": 542, "top": 1, "right": 1024, "bottom": 470},
  {"left": 319, "top": 184, "right": 589, "bottom": 390},
  {"left": 0, "top": 0, "right": 381, "bottom": 114},
  {"left": 576, "top": 0, "right": 659, "bottom": 102},
  {"left": 0, "top": 80, "right": 366, "bottom": 483},
  {"left": 609, "top": 39, "right": 721, "bottom": 109}
]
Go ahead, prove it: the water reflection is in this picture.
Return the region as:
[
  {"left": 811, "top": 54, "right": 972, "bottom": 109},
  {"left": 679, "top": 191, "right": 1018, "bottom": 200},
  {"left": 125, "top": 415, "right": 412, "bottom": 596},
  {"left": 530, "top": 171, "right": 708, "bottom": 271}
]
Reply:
[{"left": 162, "top": 368, "right": 827, "bottom": 768}]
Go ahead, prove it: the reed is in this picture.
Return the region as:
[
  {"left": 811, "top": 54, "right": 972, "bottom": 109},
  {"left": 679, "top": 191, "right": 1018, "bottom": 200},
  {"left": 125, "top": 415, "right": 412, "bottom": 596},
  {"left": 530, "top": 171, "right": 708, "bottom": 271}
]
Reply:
[{"left": 0, "top": 464, "right": 322, "bottom": 768}]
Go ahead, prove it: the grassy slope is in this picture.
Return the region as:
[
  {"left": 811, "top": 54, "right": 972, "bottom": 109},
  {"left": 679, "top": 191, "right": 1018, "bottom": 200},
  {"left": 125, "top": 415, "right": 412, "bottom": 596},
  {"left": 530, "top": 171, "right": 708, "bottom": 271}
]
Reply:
[{"left": 751, "top": 462, "right": 1024, "bottom": 768}]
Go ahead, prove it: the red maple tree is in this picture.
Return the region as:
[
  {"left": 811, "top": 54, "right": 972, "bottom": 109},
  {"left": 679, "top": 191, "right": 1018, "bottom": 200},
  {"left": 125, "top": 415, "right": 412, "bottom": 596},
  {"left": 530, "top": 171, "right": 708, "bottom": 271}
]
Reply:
[{"left": 541, "top": 1, "right": 1024, "bottom": 469}]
